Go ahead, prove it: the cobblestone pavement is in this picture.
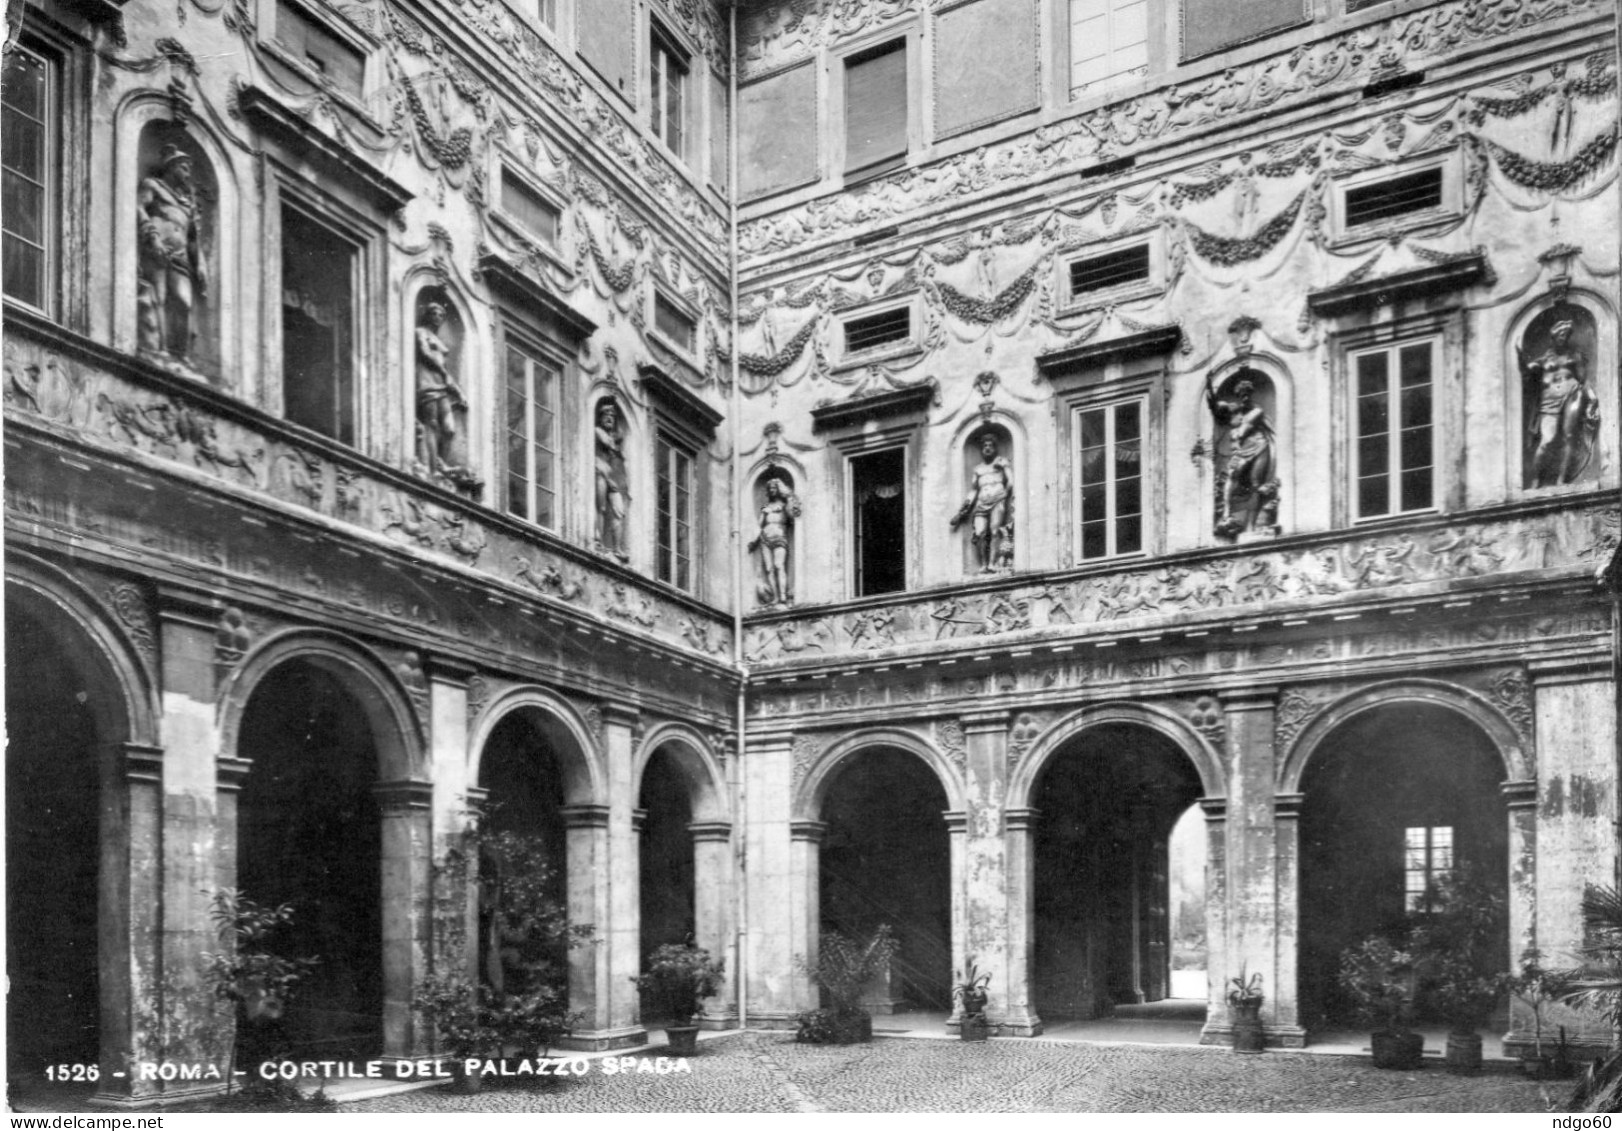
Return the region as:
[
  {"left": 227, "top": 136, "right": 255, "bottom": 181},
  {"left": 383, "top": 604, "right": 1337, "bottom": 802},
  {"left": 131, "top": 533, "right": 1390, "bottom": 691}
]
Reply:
[{"left": 342, "top": 1033, "right": 1560, "bottom": 1113}]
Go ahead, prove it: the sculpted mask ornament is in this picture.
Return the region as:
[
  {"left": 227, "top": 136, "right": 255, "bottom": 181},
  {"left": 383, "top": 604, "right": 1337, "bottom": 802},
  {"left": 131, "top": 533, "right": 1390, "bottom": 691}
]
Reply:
[
  {"left": 951, "top": 431, "right": 1014, "bottom": 574},
  {"left": 749, "top": 473, "right": 800, "bottom": 608},
  {"left": 1205, "top": 370, "right": 1280, "bottom": 540},
  {"left": 137, "top": 143, "right": 206, "bottom": 362},
  {"left": 594, "top": 398, "right": 630, "bottom": 561},
  {"left": 1520, "top": 315, "right": 1601, "bottom": 488}
]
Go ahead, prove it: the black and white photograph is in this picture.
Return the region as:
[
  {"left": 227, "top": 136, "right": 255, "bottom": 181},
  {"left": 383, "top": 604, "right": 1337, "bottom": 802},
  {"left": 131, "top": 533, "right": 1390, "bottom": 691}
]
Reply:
[{"left": 3, "top": 0, "right": 1621, "bottom": 1117}]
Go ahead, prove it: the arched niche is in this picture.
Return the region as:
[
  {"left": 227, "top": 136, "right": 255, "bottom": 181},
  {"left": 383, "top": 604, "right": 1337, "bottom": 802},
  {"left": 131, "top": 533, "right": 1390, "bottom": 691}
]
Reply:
[
  {"left": 1205, "top": 365, "right": 1281, "bottom": 541},
  {"left": 134, "top": 120, "right": 220, "bottom": 380},
  {"left": 1515, "top": 300, "right": 1604, "bottom": 490},
  {"left": 590, "top": 392, "right": 633, "bottom": 562},
  {"left": 409, "top": 283, "right": 482, "bottom": 498},
  {"left": 956, "top": 421, "right": 1016, "bottom": 575},
  {"left": 748, "top": 465, "right": 800, "bottom": 608}
]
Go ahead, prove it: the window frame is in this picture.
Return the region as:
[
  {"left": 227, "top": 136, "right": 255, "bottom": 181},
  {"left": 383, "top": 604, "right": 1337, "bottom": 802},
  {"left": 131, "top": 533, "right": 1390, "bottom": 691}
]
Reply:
[
  {"left": 648, "top": 18, "right": 691, "bottom": 163},
  {"left": 649, "top": 284, "right": 702, "bottom": 364},
  {"left": 1056, "top": 232, "right": 1163, "bottom": 316},
  {"left": 833, "top": 25, "right": 921, "bottom": 187},
  {"left": 276, "top": 197, "right": 364, "bottom": 447},
  {"left": 832, "top": 293, "right": 922, "bottom": 370},
  {"left": 492, "top": 155, "right": 568, "bottom": 263},
  {"left": 1331, "top": 153, "right": 1460, "bottom": 247},
  {"left": 848, "top": 443, "right": 911, "bottom": 598},
  {"left": 501, "top": 327, "right": 565, "bottom": 532},
  {"left": 1404, "top": 825, "right": 1453, "bottom": 913},
  {"left": 1348, "top": 334, "right": 1440, "bottom": 523},
  {"left": 654, "top": 430, "right": 696, "bottom": 591},
  {"left": 1072, "top": 395, "right": 1148, "bottom": 562},
  {"left": 262, "top": 0, "right": 379, "bottom": 114},
  {"left": 1, "top": 39, "right": 58, "bottom": 317}
]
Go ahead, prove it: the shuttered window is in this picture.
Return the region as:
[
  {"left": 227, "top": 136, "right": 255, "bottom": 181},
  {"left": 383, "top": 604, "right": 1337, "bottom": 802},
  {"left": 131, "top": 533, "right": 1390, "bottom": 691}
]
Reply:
[
  {"left": 276, "top": 0, "right": 365, "bottom": 100},
  {"left": 844, "top": 40, "right": 907, "bottom": 177},
  {"left": 1069, "top": 0, "right": 1147, "bottom": 97}
]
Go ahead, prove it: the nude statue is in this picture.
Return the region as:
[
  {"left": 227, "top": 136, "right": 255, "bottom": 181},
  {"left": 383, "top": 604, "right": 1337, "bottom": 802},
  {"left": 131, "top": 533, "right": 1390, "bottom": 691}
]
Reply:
[
  {"left": 415, "top": 302, "right": 466, "bottom": 474},
  {"left": 595, "top": 399, "right": 629, "bottom": 560},
  {"left": 1205, "top": 373, "right": 1278, "bottom": 538},
  {"left": 1521, "top": 319, "right": 1600, "bottom": 487},
  {"left": 951, "top": 432, "right": 1014, "bottom": 573},
  {"left": 137, "top": 143, "right": 206, "bottom": 361},
  {"left": 748, "top": 475, "right": 800, "bottom": 607}
]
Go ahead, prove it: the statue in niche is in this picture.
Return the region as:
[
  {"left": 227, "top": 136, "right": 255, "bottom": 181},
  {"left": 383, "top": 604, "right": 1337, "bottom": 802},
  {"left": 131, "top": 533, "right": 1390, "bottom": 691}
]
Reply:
[
  {"left": 749, "top": 473, "right": 800, "bottom": 607},
  {"left": 951, "top": 431, "right": 1014, "bottom": 574},
  {"left": 1205, "top": 371, "right": 1279, "bottom": 539},
  {"left": 414, "top": 300, "right": 481, "bottom": 495},
  {"left": 1520, "top": 317, "right": 1600, "bottom": 487},
  {"left": 594, "top": 398, "right": 629, "bottom": 560},
  {"left": 137, "top": 143, "right": 206, "bottom": 362}
]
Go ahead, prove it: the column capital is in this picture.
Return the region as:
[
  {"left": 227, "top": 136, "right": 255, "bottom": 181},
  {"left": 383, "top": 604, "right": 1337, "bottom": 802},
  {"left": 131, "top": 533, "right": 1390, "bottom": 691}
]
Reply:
[
  {"left": 1274, "top": 792, "right": 1304, "bottom": 820},
  {"left": 960, "top": 710, "right": 1010, "bottom": 735},
  {"left": 424, "top": 655, "right": 478, "bottom": 685},
  {"left": 1527, "top": 655, "right": 1611, "bottom": 686},
  {"left": 790, "top": 819, "right": 828, "bottom": 844},
  {"left": 373, "top": 779, "right": 434, "bottom": 812},
  {"left": 942, "top": 809, "right": 968, "bottom": 833},
  {"left": 1004, "top": 807, "right": 1040, "bottom": 832},
  {"left": 600, "top": 702, "right": 642, "bottom": 730},
  {"left": 214, "top": 753, "right": 251, "bottom": 791},
  {"left": 123, "top": 742, "right": 164, "bottom": 785},
  {"left": 745, "top": 732, "right": 795, "bottom": 756},
  {"left": 1501, "top": 779, "right": 1538, "bottom": 808},
  {"left": 688, "top": 821, "right": 732, "bottom": 843},
  {"left": 1199, "top": 796, "right": 1228, "bottom": 820},
  {"left": 632, "top": 807, "right": 648, "bottom": 834},
  {"left": 560, "top": 803, "right": 611, "bottom": 829},
  {"left": 1217, "top": 687, "right": 1278, "bottom": 711}
]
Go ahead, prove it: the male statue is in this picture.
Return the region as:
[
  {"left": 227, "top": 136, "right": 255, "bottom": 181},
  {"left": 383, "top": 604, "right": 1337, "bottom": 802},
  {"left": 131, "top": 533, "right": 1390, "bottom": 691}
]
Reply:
[
  {"left": 595, "top": 400, "right": 630, "bottom": 560},
  {"left": 137, "top": 143, "right": 206, "bottom": 361},
  {"left": 1205, "top": 374, "right": 1278, "bottom": 538},
  {"left": 748, "top": 476, "right": 799, "bottom": 606},
  {"left": 415, "top": 302, "right": 466, "bottom": 475},
  {"left": 951, "top": 432, "right": 1014, "bottom": 573},
  {"left": 1522, "top": 319, "right": 1600, "bottom": 487}
]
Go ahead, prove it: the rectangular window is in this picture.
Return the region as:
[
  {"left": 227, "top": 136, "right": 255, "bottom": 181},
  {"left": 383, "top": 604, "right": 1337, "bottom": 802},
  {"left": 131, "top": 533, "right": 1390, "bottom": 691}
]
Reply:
[
  {"left": 1077, "top": 399, "right": 1144, "bottom": 560},
  {"left": 280, "top": 206, "right": 356, "bottom": 446},
  {"left": 844, "top": 39, "right": 907, "bottom": 178},
  {"left": 1068, "top": 243, "right": 1150, "bottom": 300},
  {"left": 504, "top": 340, "right": 558, "bottom": 529},
  {"left": 655, "top": 434, "right": 694, "bottom": 590},
  {"left": 276, "top": 0, "right": 365, "bottom": 100},
  {"left": 499, "top": 167, "right": 559, "bottom": 247},
  {"left": 1404, "top": 825, "right": 1453, "bottom": 912},
  {"left": 650, "top": 27, "right": 688, "bottom": 158},
  {"left": 2, "top": 45, "right": 53, "bottom": 311},
  {"left": 852, "top": 447, "right": 906, "bottom": 595},
  {"left": 1069, "top": 0, "right": 1147, "bottom": 97},
  {"left": 1344, "top": 168, "right": 1444, "bottom": 229},
  {"left": 843, "top": 306, "right": 912, "bottom": 354},
  {"left": 1354, "top": 340, "right": 1434, "bottom": 518},
  {"left": 654, "top": 292, "right": 697, "bottom": 354}
]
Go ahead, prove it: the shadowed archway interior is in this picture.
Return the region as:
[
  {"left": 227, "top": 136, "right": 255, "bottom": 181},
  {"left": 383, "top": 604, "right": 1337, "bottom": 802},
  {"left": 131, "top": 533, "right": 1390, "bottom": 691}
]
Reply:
[
  {"left": 1033, "top": 724, "right": 1204, "bottom": 1020},
  {"left": 638, "top": 747, "right": 697, "bottom": 1022},
  {"left": 237, "top": 659, "right": 383, "bottom": 1057}
]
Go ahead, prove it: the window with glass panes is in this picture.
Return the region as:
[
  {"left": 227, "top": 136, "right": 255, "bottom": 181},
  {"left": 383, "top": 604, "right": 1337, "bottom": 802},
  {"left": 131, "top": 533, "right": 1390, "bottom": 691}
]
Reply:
[
  {"left": 1076, "top": 399, "right": 1144, "bottom": 560},
  {"left": 650, "top": 27, "right": 688, "bottom": 158},
  {"left": 1354, "top": 340, "right": 1435, "bottom": 518},
  {"left": 1069, "top": 0, "right": 1148, "bottom": 98},
  {"left": 2, "top": 45, "right": 53, "bottom": 311},
  {"left": 1404, "top": 825, "right": 1452, "bottom": 911},
  {"left": 656, "top": 434, "right": 693, "bottom": 589},
  {"left": 504, "top": 340, "right": 558, "bottom": 529}
]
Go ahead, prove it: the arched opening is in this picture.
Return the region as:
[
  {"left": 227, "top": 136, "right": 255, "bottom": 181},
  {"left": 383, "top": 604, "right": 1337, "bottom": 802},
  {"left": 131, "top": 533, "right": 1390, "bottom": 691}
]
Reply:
[
  {"left": 237, "top": 659, "right": 384, "bottom": 1057},
  {"left": 5, "top": 593, "right": 106, "bottom": 1078},
  {"left": 477, "top": 709, "right": 571, "bottom": 999},
  {"left": 1298, "top": 704, "right": 1508, "bottom": 1029},
  {"left": 1033, "top": 724, "right": 1204, "bottom": 1024},
  {"left": 1167, "top": 802, "right": 1208, "bottom": 1001},
  {"left": 638, "top": 747, "right": 696, "bottom": 1023},
  {"left": 819, "top": 747, "right": 952, "bottom": 1014}
]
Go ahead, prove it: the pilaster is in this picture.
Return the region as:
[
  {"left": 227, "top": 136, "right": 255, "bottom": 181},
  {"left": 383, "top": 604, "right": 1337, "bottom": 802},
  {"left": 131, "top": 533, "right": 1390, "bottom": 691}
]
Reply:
[
  {"left": 689, "top": 820, "right": 737, "bottom": 1028},
  {"left": 373, "top": 779, "right": 434, "bottom": 1057},
  {"left": 600, "top": 703, "right": 646, "bottom": 1047},
  {"left": 1002, "top": 806, "right": 1043, "bottom": 1036}
]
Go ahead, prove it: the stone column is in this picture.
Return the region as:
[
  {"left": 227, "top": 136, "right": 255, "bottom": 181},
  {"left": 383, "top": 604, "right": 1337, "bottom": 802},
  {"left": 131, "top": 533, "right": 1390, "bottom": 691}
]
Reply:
[
  {"left": 1002, "top": 807, "right": 1042, "bottom": 1036},
  {"left": 1526, "top": 655, "right": 1617, "bottom": 1054},
  {"left": 1272, "top": 792, "right": 1303, "bottom": 1037},
  {"left": 92, "top": 742, "right": 166, "bottom": 1106},
  {"left": 559, "top": 803, "right": 611, "bottom": 1047},
  {"left": 741, "top": 732, "right": 801, "bottom": 1027},
  {"left": 689, "top": 820, "right": 736, "bottom": 1028},
  {"left": 600, "top": 703, "right": 645, "bottom": 1048},
  {"left": 1216, "top": 688, "right": 1301, "bottom": 1047},
  {"left": 1197, "top": 798, "right": 1230, "bottom": 1046},
  {"left": 1503, "top": 778, "right": 1538, "bottom": 1049},
  {"left": 789, "top": 819, "right": 827, "bottom": 1016},
  {"left": 944, "top": 810, "right": 968, "bottom": 1024},
  {"left": 374, "top": 780, "right": 433, "bottom": 1058},
  {"left": 425, "top": 660, "right": 474, "bottom": 986}
]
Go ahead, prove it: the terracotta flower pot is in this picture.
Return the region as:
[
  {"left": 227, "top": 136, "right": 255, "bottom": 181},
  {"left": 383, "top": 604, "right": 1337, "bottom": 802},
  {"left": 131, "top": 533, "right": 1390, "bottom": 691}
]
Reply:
[
  {"left": 1444, "top": 1032, "right": 1482, "bottom": 1075},
  {"left": 959, "top": 1014, "right": 989, "bottom": 1042},
  {"left": 666, "top": 1025, "right": 700, "bottom": 1055},
  {"left": 1230, "top": 999, "right": 1265, "bottom": 1054},
  {"left": 1370, "top": 1029, "right": 1424, "bottom": 1069}
]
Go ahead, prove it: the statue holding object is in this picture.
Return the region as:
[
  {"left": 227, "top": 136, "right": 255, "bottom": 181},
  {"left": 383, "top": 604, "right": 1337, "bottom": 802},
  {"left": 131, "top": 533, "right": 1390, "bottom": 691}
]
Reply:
[
  {"left": 1520, "top": 319, "right": 1600, "bottom": 487},
  {"left": 595, "top": 399, "right": 630, "bottom": 561},
  {"left": 137, "top": 143, "right": 206, "bottom": 362},
  {"left": 1205, "top": 372, "right": 1279, "bottom": 539},
  {"left": 749, "top": 475, "right": 800, "bottom": 607},
  {"left": 951, "top": 432, "right": 1014, "bottom": 574}
]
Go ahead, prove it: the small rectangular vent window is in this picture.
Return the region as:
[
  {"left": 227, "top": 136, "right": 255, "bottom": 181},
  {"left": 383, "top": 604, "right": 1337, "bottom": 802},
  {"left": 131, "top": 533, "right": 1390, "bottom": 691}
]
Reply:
[
  {"left": 500, "top": 169, "right": 559, "bottom": 247},
  {"left": 844, "top": 307, "right": 912, "bottom": 353},
  {"left": 1344, "top": 168, "right": 1443, "bottom": 228},
  {"left": 276, "top": 0, "right": 365, "bottom": 99},
  {"left": 654, "top": 292, "right": 697, "bottom": 353},
  {"left": 1069, "top": 244, "right": 1150, "bottom": 298}
]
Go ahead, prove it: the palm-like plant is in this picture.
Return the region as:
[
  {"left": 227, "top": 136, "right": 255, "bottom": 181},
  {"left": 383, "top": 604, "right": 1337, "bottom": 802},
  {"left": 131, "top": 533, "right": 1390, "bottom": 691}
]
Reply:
[{"left": 1557, "top": 884, "right": 1622, "bottom": 1029}]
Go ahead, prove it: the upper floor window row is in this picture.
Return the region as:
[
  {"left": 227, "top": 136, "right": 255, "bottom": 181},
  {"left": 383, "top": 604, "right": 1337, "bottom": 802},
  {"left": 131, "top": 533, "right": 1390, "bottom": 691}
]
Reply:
[{"left": 3, "top": 44, "right": 54, "bottom": 314}]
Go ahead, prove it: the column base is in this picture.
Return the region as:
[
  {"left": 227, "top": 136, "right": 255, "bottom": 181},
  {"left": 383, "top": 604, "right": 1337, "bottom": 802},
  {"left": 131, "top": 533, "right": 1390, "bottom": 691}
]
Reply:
[
  {"left": 990, "top": 1008, "right": 1044, "bottom": 1037},
  {"left": 697, "top": 1011, "right": 739, "bottom": 1031},
  {"left": 1201, "top": 1022, "right": 1307, "bottom": 1048},
  {"left": 89, "top": 1081, "right": 222, "bottom": 1109},
  {"left": 557, "top": 1026, "right": 648, "bottom": 1051},
  {"left": 742, "top": 1011, "right": 803, "bottom": 1031}
]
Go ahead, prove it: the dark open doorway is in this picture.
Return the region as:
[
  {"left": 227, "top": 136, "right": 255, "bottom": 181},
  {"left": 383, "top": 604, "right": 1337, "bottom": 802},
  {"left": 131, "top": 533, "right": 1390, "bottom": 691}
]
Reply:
[{"left": 638, "top": 748, "right": 697, "bottom": 1023}]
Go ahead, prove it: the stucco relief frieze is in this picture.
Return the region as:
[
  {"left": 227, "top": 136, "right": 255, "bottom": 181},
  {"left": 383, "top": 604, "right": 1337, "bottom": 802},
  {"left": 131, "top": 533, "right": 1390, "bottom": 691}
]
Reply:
[
  {"left": 107, "top": 581, "right": 159, "bottom": 663},
  {"left": 739, "top": 0, "right": 918, "bottom": 78},
  {"left": 935, "top": 718, "right": 966, "bottom": 774},
  {"left": 3, "top": 333, "right": 734, "bottom": 663},
  {"left": 743, "top": 502, "right": 1616, "bottom": 663},
  {"left": 737, "top": 4, "right": 1614, "bottom": 260},
  {"left": 790, "top": 733, "right": 822, "bottom": 789},
  {"left": 1006, "top": 710, "right": 1052, "bottom": 767},
  {"left": 1274, "top": 685, "right": 1343, "bottom": 754}
]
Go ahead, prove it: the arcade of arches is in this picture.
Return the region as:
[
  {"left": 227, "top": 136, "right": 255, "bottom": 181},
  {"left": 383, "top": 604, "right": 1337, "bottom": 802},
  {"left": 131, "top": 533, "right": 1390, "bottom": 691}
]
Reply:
[{"left": 4, "top": 569, "right": 1617, "bottom": 1103}]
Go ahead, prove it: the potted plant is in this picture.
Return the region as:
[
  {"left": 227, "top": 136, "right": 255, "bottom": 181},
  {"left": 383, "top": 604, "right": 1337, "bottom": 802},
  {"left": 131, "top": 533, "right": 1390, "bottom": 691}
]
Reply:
[
  {"left": 1226, "top": 969, "right": 1265, "bottom": 1054},
  {"left": 1339, "top": 936, "right": 1422, "bottom": 1069},
  {"left": 1509, "top": 950, "right": 1577, "bottom": 1079},
  {"left": 794, "top": 925, "right": 900, "bottom": 1044},
  {"left": 634, "top": 942, "right": 726, "bottom": 1056},
  {"left": 1410, "top": 868, "right": 1508, "bottom": 1075},
  {"left": 201, "top": 889, "right": 319, "bottom": 1094},
  {"left": 953, "top": 964, "right": 992, "bottom": 1042},
  {"left": 414, "top": 974, "right": 496, "bottom": 1092}
]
